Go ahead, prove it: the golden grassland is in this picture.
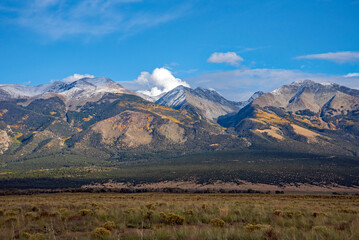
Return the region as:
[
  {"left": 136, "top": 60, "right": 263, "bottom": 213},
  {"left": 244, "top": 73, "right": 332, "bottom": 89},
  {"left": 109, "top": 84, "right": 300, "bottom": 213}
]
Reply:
[{"left": 0, "top": 193, "right": 358, "bottom": 240}]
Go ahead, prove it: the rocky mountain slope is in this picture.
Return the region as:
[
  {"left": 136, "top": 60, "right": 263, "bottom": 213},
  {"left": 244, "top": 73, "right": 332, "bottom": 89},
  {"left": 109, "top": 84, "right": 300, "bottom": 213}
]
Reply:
[
  {"left": 155, "top": 85, "right": 262, "bottom": 121},
  {"left": 0, "top": 78, "right": 359, "bottom": 189},
  {"left": 0, "top": 78, "right": 247, "bottom": 165},
  {"left": 218, "top": 80, "right": 359, "bottom": 156},
  {"left": 0, "top": 77, "right": 133, "bottom": 109},
  {"left": 0, "top": 78, "right": 358, "bottom": 166}
]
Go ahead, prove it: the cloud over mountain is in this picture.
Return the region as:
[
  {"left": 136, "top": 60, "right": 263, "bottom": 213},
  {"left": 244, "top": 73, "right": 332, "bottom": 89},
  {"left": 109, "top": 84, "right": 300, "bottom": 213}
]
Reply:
[
  {"left": 62, "top": 74, "right": 94, "bottom": 83},
  {"left": 135, "top": 68, "right": 190, "bottom": 97}
]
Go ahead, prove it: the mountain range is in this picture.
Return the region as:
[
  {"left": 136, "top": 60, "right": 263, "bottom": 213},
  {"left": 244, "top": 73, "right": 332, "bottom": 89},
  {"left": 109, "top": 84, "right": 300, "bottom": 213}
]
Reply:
[{"left": 0, "top": 78, "right": 358, "bottom": 190}]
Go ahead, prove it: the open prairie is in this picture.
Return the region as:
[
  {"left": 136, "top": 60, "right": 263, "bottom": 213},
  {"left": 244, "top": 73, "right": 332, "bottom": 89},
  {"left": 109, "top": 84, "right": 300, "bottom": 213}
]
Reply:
[{"left": 0, "top": 193, "right": 358, "bottom": 240}]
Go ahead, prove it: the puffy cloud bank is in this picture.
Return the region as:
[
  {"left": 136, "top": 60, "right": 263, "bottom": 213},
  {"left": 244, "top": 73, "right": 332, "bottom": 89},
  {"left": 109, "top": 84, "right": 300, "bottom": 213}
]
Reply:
[{"left": 135, "top": 68, "right": 190, "bottom": 97}]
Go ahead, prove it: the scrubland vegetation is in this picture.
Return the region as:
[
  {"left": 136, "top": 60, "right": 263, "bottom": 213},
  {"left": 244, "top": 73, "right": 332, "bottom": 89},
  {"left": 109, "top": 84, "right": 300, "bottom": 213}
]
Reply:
[
  {"left": 2, "top": 151, "right": 359, "bottom": 189},
  {"left": 0, "top": 193, "right": 358, "bottom": 239}
]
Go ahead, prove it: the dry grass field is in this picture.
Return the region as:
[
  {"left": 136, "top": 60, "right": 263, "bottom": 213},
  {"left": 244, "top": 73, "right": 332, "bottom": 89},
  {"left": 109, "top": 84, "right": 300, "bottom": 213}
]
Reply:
[{"left": 0, "top": 193, "right": 358, "bottom": 240}]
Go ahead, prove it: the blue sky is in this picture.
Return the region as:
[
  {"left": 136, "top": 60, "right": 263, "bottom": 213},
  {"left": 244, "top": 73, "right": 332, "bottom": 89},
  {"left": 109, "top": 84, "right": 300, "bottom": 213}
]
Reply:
[{"left": 0, "top": 0, "right": 359, "bottom": 100}]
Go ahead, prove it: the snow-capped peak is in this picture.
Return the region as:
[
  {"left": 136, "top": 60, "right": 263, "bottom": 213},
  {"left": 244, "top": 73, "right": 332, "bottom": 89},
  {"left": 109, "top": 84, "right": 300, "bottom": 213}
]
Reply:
[
  {"left": 155, "top": 85, "right": 189, "bottom": 108},
  {"left": 0, "top": 77, "right": 128, "bottom": 100}
]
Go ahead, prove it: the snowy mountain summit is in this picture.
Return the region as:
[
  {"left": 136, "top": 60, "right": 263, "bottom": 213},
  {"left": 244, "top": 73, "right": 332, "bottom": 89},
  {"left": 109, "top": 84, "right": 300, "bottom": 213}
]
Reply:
[
  {"left": 0, "top": 77, "right": 132, "bottom": 109},
  {"left": 155, "top": 85, "right": 262, "bottom": 121}
]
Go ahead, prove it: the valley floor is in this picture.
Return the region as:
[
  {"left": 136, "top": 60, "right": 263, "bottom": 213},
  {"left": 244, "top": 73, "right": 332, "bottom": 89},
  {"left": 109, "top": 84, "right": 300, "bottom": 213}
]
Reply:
[
  {"left": 84, "top": 180, "right": 359, "bottom": 194},
  {"left": 0, "top": 193, "right": 358, "bottom": 240}
]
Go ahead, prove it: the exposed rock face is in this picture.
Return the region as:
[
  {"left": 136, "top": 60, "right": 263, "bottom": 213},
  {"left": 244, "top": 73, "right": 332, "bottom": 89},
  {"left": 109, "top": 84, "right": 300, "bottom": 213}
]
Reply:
[
  {"left": 218, "top": 80, "right": 359, "bottom": 156},
  {"left": 0, "top": 89, "right": 11, "bottom": 100},
  {"left": 156, "top": 86, "right": 258, "bottom": 121},
  {"left": 91, "top": 111, "right": 154, "bottom": 147},
  {"left": 89, "top": 110, "right": 188, "bottom": 148},
  {"left": 0, "top": 129, "right": 11, "bottom": 154},
  {"left": 0, "top": 77, "right": 133, "bottom": 110},
  {"left": 157, "top": 121, "right": 186, "bottom": 144},
  {"left": 254, "top": 80, "right": 359, "bottom": 115}
]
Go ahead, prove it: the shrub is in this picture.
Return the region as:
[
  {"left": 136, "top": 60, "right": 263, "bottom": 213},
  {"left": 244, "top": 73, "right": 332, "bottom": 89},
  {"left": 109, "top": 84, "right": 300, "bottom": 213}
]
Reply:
[
  {"left": 39, "top": 211, "right": 50, "bottom": 218},
  {"left": 91, "top": 202, "right": 99, "bottom": 208},
  {"left": 312, "top": 225, "right": 327, "bottom": 232},
  {"left": 50, "top": 211, "right": 61, "bottom": 217},
  {"left": 312, "top": 212, "right": 327, "bottom": 217},
  {"left": 5, "top": 210, "right": 17, "bottom": 216},
  {"left": 295, "top": 211, "right": 303, "bottom": 217},
  {"left": 5, "top": 216, "right": 17, "bottom": 223},
  {"left": 58, "top": 208, "right": 68, "bottom": 213},
  {"left": 159, "top": 212, "right": 167, "bottom": 222},
  {"left": 79, "top": 209, "right": 93, "bottom": 216},
  {"left": 103, "top": 221, "right": 115, "bottom": 230},
  {"left": 13, "top": 207, "right": 22, "bottom": 213},
  {"left": 126, "top": 223, "right": 137, "bottom": 228},
  {"left": 91, "top": 227, "right": 110, "bottom": 239},
  {"left": 156, "top": 201, "right": 167, "bottom": 207},
  {"left": 21, "top": 233, "right": 44, "bottom": 240},
  {"left": 273, "top": 210, "right": 282, "bottom": 216},
  {"left": 29, "top": 233, "right": 45, "bottom": 240},
  {"left": 25, "top": 212, "right": 37, "bottom": 219},
  {"left": 336, "top": 221, "right": 350, "bottom": 231},
  {"left": 286, "top": 211, "right": 294, "bottom": 218},
  {"left": 340, "top": 208, "right": 357, "bottom": 214},
  {"left": 210, "top": 218, "right": 225, "bottom": 227},
  {"left": 165, "top": 213, "right": 184, "bottom": 225},
  {"left": 21, "top": 232, "right": 32, "bottom": 239},
  {"left": 145, "top": 203, "right": 154, "bottom": 210},
  {"left": 68, "top": 214, "right": 82, "bottom": 221},
  {"left": 264, "top": 228, "right": 280, "bottom": 240},
  {"left": 245, "top": 224, "right": 272, "bottom": 232},
  {"left": 125, "top": 208, "right": 136, "bottom": 214},
  {"left": 31, "top": 206, "right": 40, "bottom": 212},
  {"left": 144, "top": 210, "right": 154, "bottom": 220},
  {"left": 185, "top": 209, "right": 194, "bottom": 216}
]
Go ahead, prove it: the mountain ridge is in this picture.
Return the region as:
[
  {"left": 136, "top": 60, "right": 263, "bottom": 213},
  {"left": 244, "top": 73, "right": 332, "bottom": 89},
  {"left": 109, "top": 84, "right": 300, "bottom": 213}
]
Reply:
[
  {"left": 155, "top": 85, "right": 263, "bottom": 121},
  {"left": 1, "top": 78, "right": 359, "bottom": 189}
]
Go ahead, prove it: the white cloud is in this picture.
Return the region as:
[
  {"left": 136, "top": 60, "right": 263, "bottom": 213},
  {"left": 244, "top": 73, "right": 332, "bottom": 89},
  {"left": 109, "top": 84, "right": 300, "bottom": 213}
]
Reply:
[
  {"left": 134, "top": 68, "right": 190, "bottom": 97},
  {"left": 207, "top": 52, "right": 243, "bottom": 66},
  {"left": 184, "top": 69, "right": 359, "bottom": 101},
  {"left": 345, "top": 73, "right": 359, "bottom": 78},
  {"left": 62, "top": 73, "right": 94, "bottom": 83},
  {"left": 0, "top": 0, "right": 188, "bottom": 39},
  {"left": 296, "top": 51, "right": 359, "bottom": 63}
]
